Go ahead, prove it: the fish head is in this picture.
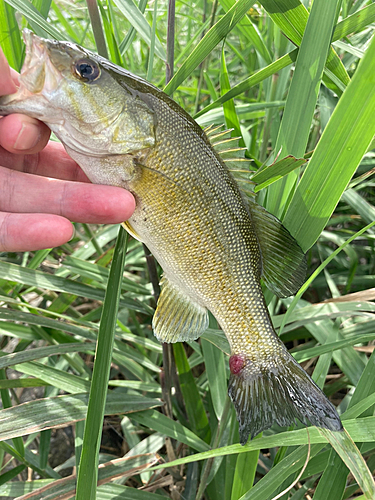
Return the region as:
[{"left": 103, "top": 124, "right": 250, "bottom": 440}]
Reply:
[{"left": 0, "top": 30, "right": 156, "bottom": 159}]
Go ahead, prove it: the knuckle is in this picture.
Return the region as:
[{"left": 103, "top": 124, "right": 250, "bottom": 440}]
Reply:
[{"left": 0, "top": 213, "right": 12, "bottom": 252}]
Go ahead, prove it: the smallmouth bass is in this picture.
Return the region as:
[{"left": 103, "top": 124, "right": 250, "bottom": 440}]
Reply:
[{"left": 0, "top": 31, "right": 342, "bottom": 444}]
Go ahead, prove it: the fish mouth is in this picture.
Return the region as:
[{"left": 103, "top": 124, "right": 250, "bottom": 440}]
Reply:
[
  {"left": 0, "top": 30, "right": 70, "bottom": 123},
  {"left": 20, "top": 29, "right": 63, "bottom": 94}
]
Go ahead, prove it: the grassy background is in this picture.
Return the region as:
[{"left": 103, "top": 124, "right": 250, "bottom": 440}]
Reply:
[{"left": 0, "top": 0, "right": 375, "bottom": 498}]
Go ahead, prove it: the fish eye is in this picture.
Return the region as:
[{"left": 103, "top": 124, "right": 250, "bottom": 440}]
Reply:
[{"left": 73, "top": 58, "right": 100, "bottom": 82}]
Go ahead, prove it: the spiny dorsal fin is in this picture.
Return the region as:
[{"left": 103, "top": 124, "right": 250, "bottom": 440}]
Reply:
[
  {"left": 204, "top": 125, "right": 254, "bottom": 182},
  {"left": 246, "top": 198, "right": 307, "bottom": 298}
]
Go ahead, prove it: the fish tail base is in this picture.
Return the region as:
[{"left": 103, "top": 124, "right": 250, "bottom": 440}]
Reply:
[{"left": 228, "top": 350, "right": 343, "bottom": 445}]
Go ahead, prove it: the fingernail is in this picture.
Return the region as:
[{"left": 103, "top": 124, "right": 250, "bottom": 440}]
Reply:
[
  {"left": 13, "top": 122, "right": 41, "bottom": 150},
  {"left": 69, "top": 224, "right": 76, "bottom": 242}
]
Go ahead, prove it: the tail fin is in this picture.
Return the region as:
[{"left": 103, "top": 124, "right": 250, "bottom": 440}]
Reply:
[{"left": 228, "top": 349, "right": 343, "bottom": 445}]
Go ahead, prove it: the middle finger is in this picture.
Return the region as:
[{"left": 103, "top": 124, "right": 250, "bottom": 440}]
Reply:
[{"left": 0, "top": 166, "right": 135, "bottom": 223}]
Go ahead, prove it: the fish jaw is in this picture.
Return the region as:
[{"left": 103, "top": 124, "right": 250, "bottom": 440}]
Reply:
[
  {"left": 0, "top": 30, "right": 66, "bottom": 124},
  {"left": 0, "top": 32, "right": 67, "bottom": 129},
  {"left": 21, "top": 29, "right": 64, "bottom": 95}
]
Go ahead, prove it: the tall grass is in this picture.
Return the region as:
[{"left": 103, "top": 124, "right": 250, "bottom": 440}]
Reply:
[{"left": 0, "top": 1, "right": 375, "bottom": 499}]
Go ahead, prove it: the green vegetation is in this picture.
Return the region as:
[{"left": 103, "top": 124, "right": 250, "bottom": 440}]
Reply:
[{"left": 0, "top": 0, "right": 375, "bottom": 498}]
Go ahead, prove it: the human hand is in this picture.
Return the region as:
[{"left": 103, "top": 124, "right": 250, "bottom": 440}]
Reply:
[{"left": 0, "top": 47, "right": 135, "bottom": 252}]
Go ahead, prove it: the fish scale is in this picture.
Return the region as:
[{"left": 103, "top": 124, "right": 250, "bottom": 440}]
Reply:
[{"left": 0, "top": 30, "right": 343, "bottom": 444}]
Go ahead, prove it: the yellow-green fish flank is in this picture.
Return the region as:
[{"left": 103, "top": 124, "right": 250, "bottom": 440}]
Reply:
[{"left": 0, "top": 31, "right": 343, "bottom": 444}]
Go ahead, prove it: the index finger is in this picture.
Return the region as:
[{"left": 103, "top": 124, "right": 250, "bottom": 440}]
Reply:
[
  {"left": 0, "top": 47, "right": 18, "bottom": 95},
  {"left": 0, "top": 141, "right": 91, "bottom": 182}
]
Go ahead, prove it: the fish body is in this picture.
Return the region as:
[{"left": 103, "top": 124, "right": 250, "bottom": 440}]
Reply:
[{"left": 0, "top": 31, "right": 343, "bottom": 443}]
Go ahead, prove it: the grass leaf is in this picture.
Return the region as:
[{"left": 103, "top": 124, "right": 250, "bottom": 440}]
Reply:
[
  {"left": 111, "top": 0, "right": 166, "bottom": 60},
  {"left": 164, "top": 0, "right": 255, "bottom": 95},
  {"left": 76, "top": 227, "right": 128, "bottom": 499},
  {"left": 284, "top": 34, "right": 375, "bottom": 249}
]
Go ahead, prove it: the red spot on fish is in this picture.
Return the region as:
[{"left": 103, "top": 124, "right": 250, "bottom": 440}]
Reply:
[{"left": 229, "top": 354, "right": 246, "bottom": 375}]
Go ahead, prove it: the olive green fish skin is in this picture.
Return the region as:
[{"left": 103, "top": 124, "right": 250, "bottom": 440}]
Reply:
[
  {"left": 0, "top": 31, "right": 343, "bottom": 444},
  {"left": 127, "top": 90, "right": 278, "bottom": 357}
]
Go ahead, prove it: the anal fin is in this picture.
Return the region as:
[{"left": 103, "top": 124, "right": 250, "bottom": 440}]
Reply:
[{"left": 153, "top": 276, "right": 209, "bottom": 343}]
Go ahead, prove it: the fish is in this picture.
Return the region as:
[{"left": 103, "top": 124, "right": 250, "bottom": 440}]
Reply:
[{"left": 0, "top": 30, "right": 343, "bottom": 444}]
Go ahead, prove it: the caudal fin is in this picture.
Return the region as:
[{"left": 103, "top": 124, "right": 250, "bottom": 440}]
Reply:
[{"left": 228, "top": 350, "right": 343, "bottom": 445}]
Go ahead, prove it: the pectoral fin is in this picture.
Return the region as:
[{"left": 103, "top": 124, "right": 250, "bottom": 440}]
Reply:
[
  {"left": 122, "top": 221, "right": 142, "bottom": 242},
  {"left": 153, "top": 276, "right": 209, "bottom": 343},
  {"left": 247, "top": 199, "right": 307, "bottom": 298}
]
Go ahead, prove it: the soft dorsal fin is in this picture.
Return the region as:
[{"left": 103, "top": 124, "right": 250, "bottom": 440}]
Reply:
[
  {"left": 153, "top": 276, "right": 209, "bottom": 343},
  {"left": 246, "top": 199, "right": 307, "bottom": 298}
]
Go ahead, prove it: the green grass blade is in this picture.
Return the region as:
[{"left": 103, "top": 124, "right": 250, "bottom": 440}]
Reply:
[
  {"left": 230, "top": 445, "right": 259, "bottom": 499},
  {"left": 96, "top": 484, "right": 167, "bottom": 499},
  {"left": 130, "top": 409, "right": 210, "bottom": 452},
  {"left": 252, "top": 155, "right": 307, "bottom": 192},
  {"left": 0, "top": 309, "right": 96, "bottom": 340},
  {"left": 280, "top": 220, "right": 375, "bottom": 358},
  {"left": 0, "top": 392, "right": 161, "bottom": 441},
  {"left": 349, "top": 350, "right": 375, "bottom": 416},
  {"left": 173, "top": 342, "right": 211, "bottom": 442},
  {"left": 0, "top": 0, "right": 23, "bottom": 70},
  {"left": 86, "top": 0, "right": 108, "bottom": 58},
  {"left": 76, "top": 227, "right": 128, "bottom": 500},
  {"left": 0, "top": 443, "right": 55, "bottom": 480},
  {"left": 144, "top": 416, "right": 375, "bottom": 472},
  {"left": 39, "top": 429, "right": 51, "bottom": 470},
  {"left": 194, "top": 50, "right": 298, "bottom": 119},
  {"left": 4, "top": 0, "right": 64, "bottom": 39},
  {"left": 50, "top": 2, "right": 80, "bottom": 42},
  {"left": 195, "top": 3, "right": 367, "bottom": 121},
  {"left": 118, "top": 0, "right": 147, "bottom": 54},
  {"left": 0, "top": 370, "right": 25, "bottom": 456},
  {"left": 292, "top": 333, "right": 375, "bottom": 363},
  {"left": 0, "top": 378, "right": 48, "bottom": 389},
  {"left": 164, "top": 0, "right": 255, "bottom": 96},
  {"left": 111, "top": 0, "right": 166, "bottom": 60},
  {"left": 333, "top": 3, "right": 375, "bottom": 41},
  {"left": 341, "top": 188, "right": 375, "bottom": 226},
  {"left": 146, "top": 0, "right": 157, "bottom": 81},
  {"left": 0, "top": 465, "right": 26, "bottom": 487},
  {"left": 220, "top": 45, "right": 241, "bottom": 137},
  {"left": 30, "top": 0, "right": 50, "bottom": 18},
  {"left": 14, "top": 361, "right": 91, "bottom": 393},
  {"left": 316, "top": 350, "right": 375, "bottom": 500},
  {"left": 265, "top": 0, "right": 339, "bottom": 217},
  {"left": 240, "top": 444, "right": 325, "bottom": 500},
  {"left": 283, "top": 34, "right": 375, "bottom": 250},
  {"left": 260, "top": 0, "right": 349, "bottom": 90},
  {"left": 75, "top": 420, "right": 84, "bottom": 469},
  {"left": 342, "top": 393, "right": 375, "bottom": 422},
  {"left": 0, "top": 343, "right": 94, "bottom": 371},
  {"left": 12, "top": 454, "right": 159, "bottom": 500},
  {"left": 319, "top": 429, "right": 375, "bottom": 500},
  {"left": 0, "top": 260, "right": 152, "bottom": 314},
  {"left": 219, "top": 0, "right": 272, "bottom": 64},
  {"left": 201, "top": 339, "right": 227, "bottom": 420},
  {"left": 98, "top": 1, "right": 123, "bottom": 65}
]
